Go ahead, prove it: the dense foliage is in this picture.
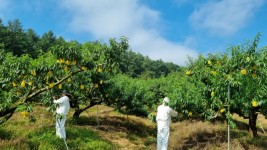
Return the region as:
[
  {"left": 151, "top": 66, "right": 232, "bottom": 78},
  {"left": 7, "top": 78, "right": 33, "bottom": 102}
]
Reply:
[
  {"left": 118, "top": 50, "right": 180, "bottom": 78},
  {"left": 184, "top": 34, "right": 267, "bottom": 137},
  {"left": 0, "top": 19, "right": 179, "bottom": 123},
  {"left": 0, "top": 19, "right": 179, "bottom": 79},
  {"left": 1, "top": 19, "right": 267, "bottom": 138}
]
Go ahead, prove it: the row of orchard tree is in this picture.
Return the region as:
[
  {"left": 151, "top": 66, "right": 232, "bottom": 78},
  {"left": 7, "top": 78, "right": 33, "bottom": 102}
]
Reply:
[
  {"left": 0, "top": 19, "right": 179, "bottom": 124},
  {"left": 0, "top": 19, "right": 180, "bottom": 77},
  {"left": 183, "top": 34, "right": 267, "bottom": 137},
  {"left": 1, "top": 19, "right": 267, "bottom": 138},
  {"left": 108, "top": 34, "right": 267, "bottom": 138},
  {"left": 0, "top": 37, "right": 129, "bottom": 123}
]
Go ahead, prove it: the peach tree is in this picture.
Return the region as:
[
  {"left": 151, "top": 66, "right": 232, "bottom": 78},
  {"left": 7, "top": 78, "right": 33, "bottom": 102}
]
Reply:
[
  {"left": 49, "top": 38, "right": 129, "bottom": 119},
  {"left": 0, "top": 40, "right": 87, "bottom": 123},
  {"left": 0, "top": 37, "right": 129, "bottom": 123},
  {"left": 185, "top": 34, "right": 267, "bottom": 137}
]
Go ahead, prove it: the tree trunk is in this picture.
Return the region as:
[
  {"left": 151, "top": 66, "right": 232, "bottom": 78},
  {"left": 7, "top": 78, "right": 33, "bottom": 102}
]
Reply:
[
  {"left": 73, "top": 109, "right": 82, "bottom": 120},
  {"left": 0, "top": 107, "right": 17, "bottom": 124},
  {"left": 72, "top": 101, "right": 97, "bottom": 120},
  {"left": 248, "top": 110, "right": 258, "bottom": 137}
]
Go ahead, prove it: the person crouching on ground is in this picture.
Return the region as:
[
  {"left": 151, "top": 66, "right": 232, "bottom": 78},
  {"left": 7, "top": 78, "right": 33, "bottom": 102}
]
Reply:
[
  {"left": 156, "top": 97, "right": 178, "bottom": 150},
  {"left": 52, "top": 90, "right": 71, "bottom": 139}
]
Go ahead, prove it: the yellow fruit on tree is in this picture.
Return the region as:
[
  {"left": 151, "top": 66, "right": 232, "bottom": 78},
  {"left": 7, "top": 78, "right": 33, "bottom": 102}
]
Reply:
[
  {"left": 59, "top": 58, "right": 64, "bottom": 64},
  {"left": 226, "top": 75, "right": 231, "bottom": 80},
  {"left": 98, "top": 67, "right": 103, "bottom": 73},
  {"left": 21, "top": 80, "right": 26, "bottom": 88},
  {"left": 67, "top": 78, "right": 71, "bottom": 82},
  {"left": 32, "top": 70, "right": 36, "bottom": 76},
  {"left": 100, "top": 80, "right": 103, "bottom": 84},
  {"left": 57, "top": 58, "right": 64, "bottom": 64},
  {"left": 208, "top": 60, "right": 212, "bottom": 65},
  {"left": 81, "top": 66, "right": 87, "bottom": 71},
  {"left": 241, "top": 69, "right": 247, "bottom": 75},
  {"left": 95, "top": 84, "right": 99, "bottom": 88},
  {"left": 252, "top": 73, "right": 257, "bottom": 77},
  {"left": 220, "top": 108, "right": 225, "bottom": 113},
  {"left": 252, "top": 100, "right": 258, "bottom": 107},
  {"left": 64, "top": 66, "right": 69, "bottom": 72},
  {"left": 188, "top": 111, "right": 192, "bottom": 117},
  {"left": 17, "top": 90, "right": 21, "bottom": 95},
  {"left": 246, "top": 57, "right": 250, "bottom": 62},
  {"left": 65, "top": 60, "right": 70, "bottom": 65},
  {"left": 211, "top": 71, "right": 217, "bottom": 76},
  {"left": 12, "top": 82, "right": 17, "bottom": 87},
  {"left": 47, "top": 71, "right": 52, "bottom": 76},
  {"left": 186, "top": 70, "right": 191, "bottom": 76},
  {"left": 72, "top": 60, "right": 77, "bottom": 65},
  {"left": 211, "top": 91, "right": 215, "bottom": 97},
  {"left": 49, "top": 83, "right": 54, "bottom": 88},
  {"left": 80, "top": 84, "right": 85, "bottom": 90},
  {"left": 58, "top": 84, "right": 62, "bottom": 89}
]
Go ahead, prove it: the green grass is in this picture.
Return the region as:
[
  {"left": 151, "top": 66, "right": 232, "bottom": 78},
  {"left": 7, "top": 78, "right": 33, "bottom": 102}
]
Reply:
[
  {"left": 2, "top": 105, "right": 267, "bottom": 149},
  {"left": 27, "top": 126, "right": 114, "bottom": 150},
  {"left": 0, "top": 106, "right": 116, "bottom": 150},
  {"left": 0, "top": 128, "right": 12, "bottom": 140},
  {"left": 0, "top": 124, "right": 115, "bottom": 150}
]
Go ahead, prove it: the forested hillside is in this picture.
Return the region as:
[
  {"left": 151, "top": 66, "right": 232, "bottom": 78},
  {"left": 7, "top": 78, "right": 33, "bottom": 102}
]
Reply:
[{"left": 0, "top": 19, "right": 180, "bottom": 78}]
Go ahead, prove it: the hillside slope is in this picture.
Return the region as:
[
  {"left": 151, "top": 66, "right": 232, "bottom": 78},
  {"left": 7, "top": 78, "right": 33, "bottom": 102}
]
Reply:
[{"left": 1, "top": 105, "right": 267, "bottom": 149}]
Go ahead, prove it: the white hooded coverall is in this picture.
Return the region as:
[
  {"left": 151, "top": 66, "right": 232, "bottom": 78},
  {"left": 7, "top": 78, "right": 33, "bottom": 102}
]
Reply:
[
  {"left": 53, "top": 95, "right": 70, "bottom": 139},
  {"left": 156, "top": 98, "right": 178, "bottom": 150}
]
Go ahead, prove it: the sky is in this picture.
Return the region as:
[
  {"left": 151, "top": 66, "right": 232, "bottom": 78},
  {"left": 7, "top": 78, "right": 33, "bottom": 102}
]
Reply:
[{"left": 0, "top": 0, "right": 266, "bottom": 65}]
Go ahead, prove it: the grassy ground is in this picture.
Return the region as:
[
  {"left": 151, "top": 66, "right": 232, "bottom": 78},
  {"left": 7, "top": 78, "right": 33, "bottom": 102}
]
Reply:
[{"left": 1, "top": 105, "right": 267, "bottom": 149}]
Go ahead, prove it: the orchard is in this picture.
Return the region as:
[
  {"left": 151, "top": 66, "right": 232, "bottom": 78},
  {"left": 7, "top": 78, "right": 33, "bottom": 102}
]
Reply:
[
  {"left": 0, "top": 37, "right": 129, "bottom": 123},
  {"left": 184, "top": 34, "right": 267, "bottom": 137},
  {"left": 1, "top": 29, "right": 267, "bottom": 147}
]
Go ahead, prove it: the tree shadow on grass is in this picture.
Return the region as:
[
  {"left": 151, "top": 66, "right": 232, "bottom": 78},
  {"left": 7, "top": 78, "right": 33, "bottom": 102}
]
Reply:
[
  {"left": 177, "top": 127, "right": 267, "bottom": 150},
  {"left": 71, "top": 115, "right": 157, "bottom": 148},
  {"left": 178, "top": 129, "right": 250, "bottom": 150},
  {"left": 246, "top": 135, "right": 267, "bottom": 149},
  {"left": 0, "top": 128, "right": 12, "bottom": 140},
  {"left": 233, "top": 119, "right": 250, "bottom": 131},
  {"left": 74, "top": 115, "right": 157, "bottom": 138},
  {"left": 179, "top": 131, "right": 224, "bottom": 150}
]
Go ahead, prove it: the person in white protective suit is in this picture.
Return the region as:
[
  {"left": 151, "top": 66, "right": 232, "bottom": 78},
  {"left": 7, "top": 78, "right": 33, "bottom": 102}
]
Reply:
[
  {"left": 53, "top": 90, "right": 70, "bottom": 139},
  {"left": 156, "top": 97, "right": 178, "bottom": 150}
]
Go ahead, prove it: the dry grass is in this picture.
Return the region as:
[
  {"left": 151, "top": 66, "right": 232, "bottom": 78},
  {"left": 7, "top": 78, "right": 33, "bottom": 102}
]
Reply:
[
  {"left": 168, "top": 114, "right": 267, "bottom": 150},
  {"left": 76, "top": 105, "right": 157, "bottom": 150},
  {"left": 0, "top": 105, "right": 55, "bottom": 149},
  {"left": 74, "top": 105, "right": 267, "bottom": 150},
  {"left": 2, "top": 105, "right": 267, "bottom": 149}
]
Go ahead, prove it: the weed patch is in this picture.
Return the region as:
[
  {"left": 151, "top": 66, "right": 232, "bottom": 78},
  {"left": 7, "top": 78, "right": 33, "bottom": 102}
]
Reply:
[{"left": 27, "top": 126, "right": 115, "bottom": 150}]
